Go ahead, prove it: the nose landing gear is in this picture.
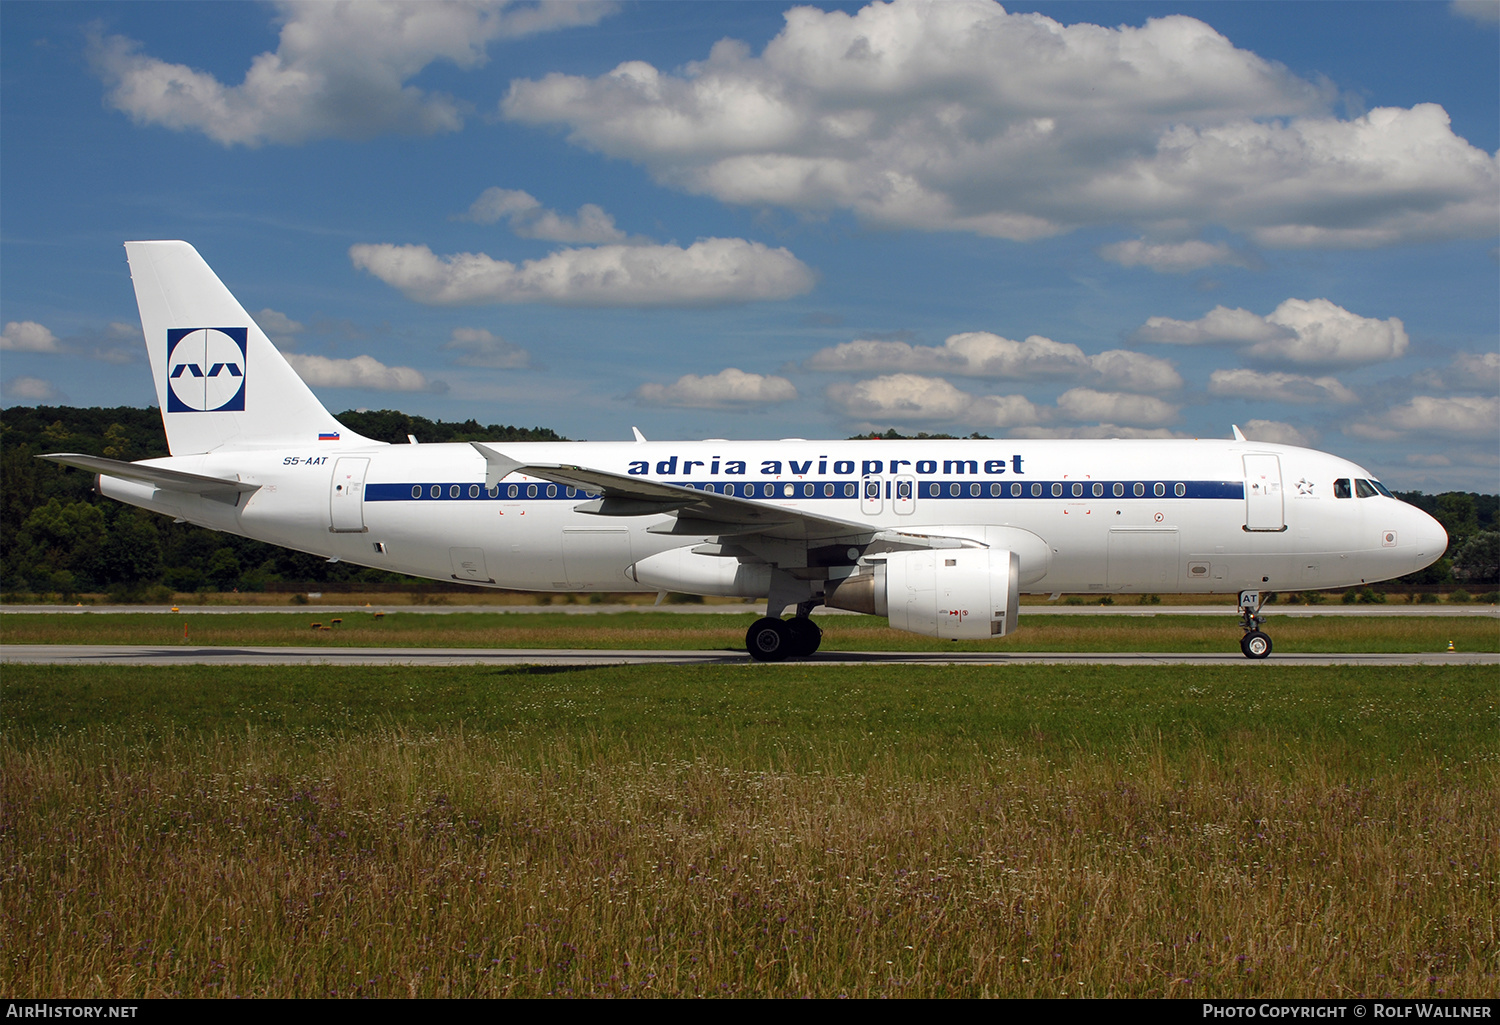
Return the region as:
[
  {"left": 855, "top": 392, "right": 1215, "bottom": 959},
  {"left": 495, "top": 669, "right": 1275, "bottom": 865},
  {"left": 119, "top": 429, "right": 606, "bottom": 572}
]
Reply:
[{"left": 1238, "top": 590, "right": 1272, "bottom": 659}]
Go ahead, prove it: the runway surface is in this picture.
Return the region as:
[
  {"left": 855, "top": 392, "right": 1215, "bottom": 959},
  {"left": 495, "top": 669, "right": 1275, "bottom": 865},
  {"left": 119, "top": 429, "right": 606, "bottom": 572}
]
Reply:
[
  {"left": 4, "top": 603, "right": 1496, "bottom": 618},
  {"left": 4, "top": 644, "right": 1492, "bottom": 667}
]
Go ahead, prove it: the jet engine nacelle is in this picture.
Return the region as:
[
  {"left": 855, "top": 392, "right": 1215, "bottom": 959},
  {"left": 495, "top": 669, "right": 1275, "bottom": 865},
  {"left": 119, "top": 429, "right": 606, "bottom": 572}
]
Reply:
[{"left": 827, "top": 548, "right": 1020, "bottom": 639}]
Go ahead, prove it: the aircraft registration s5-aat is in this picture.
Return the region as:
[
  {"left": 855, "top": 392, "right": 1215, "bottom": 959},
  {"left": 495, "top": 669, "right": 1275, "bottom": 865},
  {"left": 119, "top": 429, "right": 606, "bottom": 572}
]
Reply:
[{"left": 45, "top": 242, "right": 1449, "bottom": 661}]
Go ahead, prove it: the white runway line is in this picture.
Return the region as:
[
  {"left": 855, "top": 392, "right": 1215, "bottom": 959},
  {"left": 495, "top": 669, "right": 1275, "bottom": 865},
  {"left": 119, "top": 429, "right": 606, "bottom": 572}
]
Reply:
[
  {"left": 3, "top": 603, "right": 1496, "bottom": 617},
  {"left": 3, "top": 644, "right": 1494, "bottom": 668}
]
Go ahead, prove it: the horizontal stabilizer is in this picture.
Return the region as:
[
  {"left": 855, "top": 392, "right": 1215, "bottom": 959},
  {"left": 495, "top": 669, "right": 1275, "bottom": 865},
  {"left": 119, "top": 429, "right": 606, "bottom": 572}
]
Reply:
[{"left": 41, "top": 452, "right": 260, "bottom": 499}]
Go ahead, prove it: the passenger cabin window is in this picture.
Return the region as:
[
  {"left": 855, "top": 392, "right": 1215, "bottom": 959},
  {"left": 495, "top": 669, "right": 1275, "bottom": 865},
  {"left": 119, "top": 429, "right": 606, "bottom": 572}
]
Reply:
[
  {"left": 1355, "top": 478, "right": 1378, "bottom": 499},
  {"left": 1333, "top": 478, "right": 1352, "bottom": 499}
]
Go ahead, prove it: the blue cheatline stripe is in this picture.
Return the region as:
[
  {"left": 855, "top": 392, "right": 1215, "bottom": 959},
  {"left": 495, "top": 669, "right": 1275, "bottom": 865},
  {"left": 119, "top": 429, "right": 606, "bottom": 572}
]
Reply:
[{"left": 364, "top": 479, "right": 1246, "bottom": 502}]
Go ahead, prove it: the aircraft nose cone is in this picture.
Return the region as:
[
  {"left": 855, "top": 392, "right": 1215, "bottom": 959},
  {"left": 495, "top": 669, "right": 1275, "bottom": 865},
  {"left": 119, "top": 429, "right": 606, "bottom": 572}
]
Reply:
[{"left": 1411, "top": 510, "right": 1449, "bottom": 572}]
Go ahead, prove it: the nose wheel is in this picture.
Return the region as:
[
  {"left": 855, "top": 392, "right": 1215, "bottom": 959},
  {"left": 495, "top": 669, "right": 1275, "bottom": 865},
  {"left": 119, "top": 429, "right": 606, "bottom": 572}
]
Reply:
[
  {"left": 1240, "top": 630, "right": 1272, "bottom": 659},
  {"left": 1238, "top": 590, "right": 1272, "bottom": 659}
]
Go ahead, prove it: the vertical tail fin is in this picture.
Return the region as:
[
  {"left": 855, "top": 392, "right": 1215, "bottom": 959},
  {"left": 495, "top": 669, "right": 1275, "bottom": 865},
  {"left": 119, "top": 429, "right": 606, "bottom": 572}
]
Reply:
[{"left": 125, "top": 240, "right": 373, "bottom": 455}]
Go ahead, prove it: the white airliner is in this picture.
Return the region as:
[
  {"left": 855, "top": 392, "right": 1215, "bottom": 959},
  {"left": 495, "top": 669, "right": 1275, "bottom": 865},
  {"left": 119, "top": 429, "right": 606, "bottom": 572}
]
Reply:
[{"left": 44, "top": 241, "right": 1448, "bottom": 660}]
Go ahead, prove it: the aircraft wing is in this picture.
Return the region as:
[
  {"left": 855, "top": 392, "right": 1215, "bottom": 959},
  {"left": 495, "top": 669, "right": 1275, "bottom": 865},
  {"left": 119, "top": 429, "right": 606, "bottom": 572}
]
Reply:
[
  {"left": 471, "top": 443, "right": 871, "bottom": 542},
  {"left": 41, "top": 453, "right": 260, "bottom": 500}
]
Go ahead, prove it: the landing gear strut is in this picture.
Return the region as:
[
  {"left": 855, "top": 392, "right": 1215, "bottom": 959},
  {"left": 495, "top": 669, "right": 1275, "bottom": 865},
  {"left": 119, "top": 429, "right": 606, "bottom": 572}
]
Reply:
[
  {"left": 745, "top": 603, "right": 823, "bottom": 662},
  {"left": 1238, "top": 589, "right": 1272, "bottom": 659}
]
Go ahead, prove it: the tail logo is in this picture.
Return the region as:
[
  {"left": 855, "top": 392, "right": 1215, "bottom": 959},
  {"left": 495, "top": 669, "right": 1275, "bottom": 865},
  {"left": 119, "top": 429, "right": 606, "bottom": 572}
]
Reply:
[{"left": 167, "top": 328, "right": 247, "bottom": 412}]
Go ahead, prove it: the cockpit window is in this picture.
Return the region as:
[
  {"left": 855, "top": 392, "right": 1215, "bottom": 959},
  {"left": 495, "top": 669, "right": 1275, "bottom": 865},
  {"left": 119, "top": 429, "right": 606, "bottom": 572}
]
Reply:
[
  {"left": 1355, "top": 478, "right": 1378, "bottom": 499},
  {"left": 1334, "top": 478, "right": 1352, "bottom": 499},
  {"left": 1370, "top": 479, "right": 1393, "bottom": 498}
]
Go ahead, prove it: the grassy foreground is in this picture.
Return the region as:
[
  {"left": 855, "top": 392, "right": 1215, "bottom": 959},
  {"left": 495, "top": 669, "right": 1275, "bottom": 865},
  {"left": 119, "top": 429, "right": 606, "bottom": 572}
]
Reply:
[
  {"left": 3, "top": 609, "right": 1497, "bottom": 652},
  {"left": 2, "top": 664, "right": 1496, "bottom": 998}
]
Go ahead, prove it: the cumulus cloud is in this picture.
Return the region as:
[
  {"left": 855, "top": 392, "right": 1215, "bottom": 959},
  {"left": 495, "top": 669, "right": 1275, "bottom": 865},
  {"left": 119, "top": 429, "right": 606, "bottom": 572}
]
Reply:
[
  {"left": 0, "top": 321, "right": 62, "bottom": 353},
  {"left": 459, "top": 187, "right": 630, "bottom": 244},
  {"left": 89, "top": 0, "right": 615, "bottom": 146},
  {"left": 808, "top": 333, "right": 1084, "bottom": 378},
  {"left": 285, "top": 353, "right": 444, "bottom": 392},
  {"left": 2, "top": 376, "right": 64, "bottom": 401},
  {"left": 462, "top": 187, "right": 543, "bottom": 224},
  {"left": 1385, "top": 395, "right": 1500, "bottom": 437},
  {"left": 1452, "top": 1, "right": 1500, "bottom": 23},
  {"left": 1134, "top": 306, "right": 1283, "bottom": 346},
  {"left": 1241, "top": 419, "right": 1315, "bottom": 447},
  {"left": 1055, "top": 388, "right": 1178, "bottom": 427},
  {"left": 1347, "top": 395, "right": 1500, "bottom": 440},
  {"left": 1208, "top": 369, "right": 1357, "bottom": 404},
  {"left": 826, "top": 374, "right": 1042, "bottom": 428},
  {"left": 1259, "top": 299, "right": 1409, "bottom": 365},
  {"left": 1087, "top": 350, "right": 1183, "bottom": 394},
  {"left": 90, "top": 322, "right": 144, "bottom": 364},
  {"left": 1097, "top": 238, "right": 1255, "bottom": 273},
  {"left": 805, "top": 332, "right": 1181, "bottom": 392},
  {"left": 252, "top": 307, "right": 303, "bottom": 335},
  {"left": 1008, "top": 424, "right": 1185, "bottom": 440},
  {"left": 0, "top": 319, "right": 140, "bottom": 363},
  {"left": 632, "top": 368, "right": 797, "bottom": 409},
  {"left": 350, "top": 238, "right": 815, "bottom": 307},
  {"left": 1452, "top": 351, "right": 1500, "bottom": 388},
  {"left": 1414, "top": 350, "right": 1500, "bottom": 393},
  {"left": 442, "top": 327, "right": 532, "bottom": 369},
  {"left": 503, "top": 1, "right": 1498, "bottom": 247},
  {"left": 251, "top": 307, "right": 304, "bottom": 349},
  {"left": 824, "top": 374, "right": 1185, "bottom": 432},
  {"left": 1135, "top": 298, "right": 1407, "bottom": 366}
]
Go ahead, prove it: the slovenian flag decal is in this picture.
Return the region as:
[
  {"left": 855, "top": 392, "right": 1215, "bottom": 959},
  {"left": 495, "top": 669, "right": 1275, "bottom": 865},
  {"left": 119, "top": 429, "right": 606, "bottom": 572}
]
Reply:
[{"left": 318, "top": 432, "right": 340, "bottom": 441}]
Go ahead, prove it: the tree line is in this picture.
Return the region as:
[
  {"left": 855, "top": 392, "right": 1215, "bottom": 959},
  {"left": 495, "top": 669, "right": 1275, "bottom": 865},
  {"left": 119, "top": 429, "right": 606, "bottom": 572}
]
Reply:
[{"left": 2, "top": 406, "right": 1496, "bottom": 599}]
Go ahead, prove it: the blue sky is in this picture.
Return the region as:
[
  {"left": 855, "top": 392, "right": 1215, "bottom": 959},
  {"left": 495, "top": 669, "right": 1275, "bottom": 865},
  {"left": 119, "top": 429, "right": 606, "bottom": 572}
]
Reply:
[{"left": 2, "top": 0, "right": 1496, "bottom": 492}]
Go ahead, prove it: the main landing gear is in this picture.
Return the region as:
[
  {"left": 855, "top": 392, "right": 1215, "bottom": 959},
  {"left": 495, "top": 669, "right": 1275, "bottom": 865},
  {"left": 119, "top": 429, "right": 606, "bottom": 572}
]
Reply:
[
  {"left": 1238, "top": 589, "right": 1272, "bottom": 659},
  {"left": 745, "top": 609, "right": 823, "bottom": 663}
]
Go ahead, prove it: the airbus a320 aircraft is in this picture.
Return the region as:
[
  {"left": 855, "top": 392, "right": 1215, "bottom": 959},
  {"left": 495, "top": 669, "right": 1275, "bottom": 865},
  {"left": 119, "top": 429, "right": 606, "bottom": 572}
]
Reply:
[{"left": 44, "top": 242, "right": 1448, "bottom": 661}]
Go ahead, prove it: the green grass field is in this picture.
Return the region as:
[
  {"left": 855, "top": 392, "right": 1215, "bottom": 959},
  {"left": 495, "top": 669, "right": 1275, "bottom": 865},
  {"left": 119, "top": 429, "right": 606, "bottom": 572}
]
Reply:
[
  {"left": 2, "top": 663, "right": 1495, "bottom": 997},
  {"left": 3, "top": 609, "right": 1496, "bottom": 652}
]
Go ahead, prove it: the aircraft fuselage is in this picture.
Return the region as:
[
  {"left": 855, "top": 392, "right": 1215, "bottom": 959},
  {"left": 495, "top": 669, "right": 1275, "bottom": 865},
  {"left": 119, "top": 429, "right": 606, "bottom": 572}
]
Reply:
[{"left": 101, "top": 436, "right": 1444, "bottom": 597}]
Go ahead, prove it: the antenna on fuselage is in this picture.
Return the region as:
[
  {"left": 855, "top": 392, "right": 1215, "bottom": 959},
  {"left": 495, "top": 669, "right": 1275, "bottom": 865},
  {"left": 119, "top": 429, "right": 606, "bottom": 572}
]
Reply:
[
  {"left": 631, "top": 427, "right": 648, "bottom": 443},
  {"left": 1231, "top": 425, "right": 1246, "bottom": 441}
]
